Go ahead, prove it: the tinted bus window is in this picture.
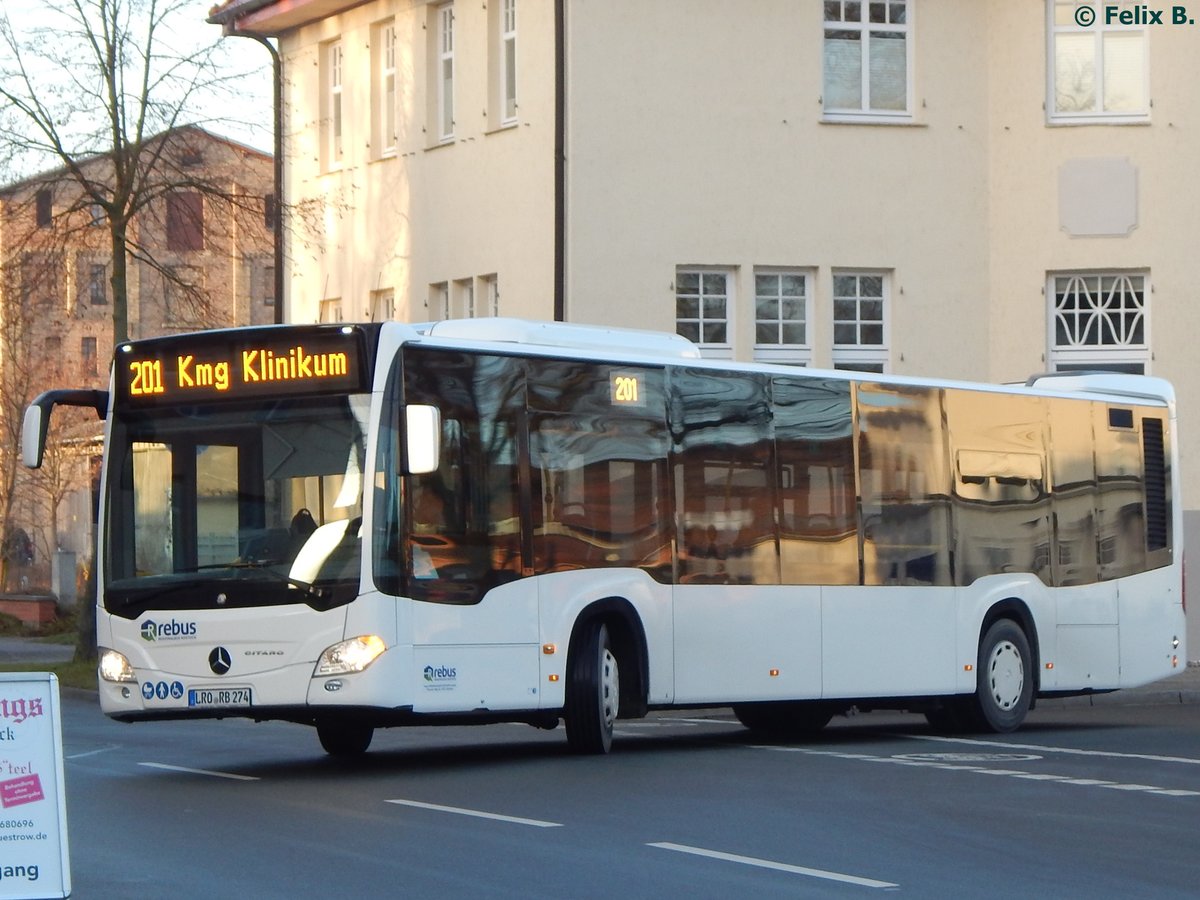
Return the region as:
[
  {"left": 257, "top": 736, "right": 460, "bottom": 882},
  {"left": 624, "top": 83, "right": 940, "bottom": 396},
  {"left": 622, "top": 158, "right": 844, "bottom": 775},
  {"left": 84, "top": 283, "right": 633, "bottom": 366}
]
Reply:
[
  {"left": 857, "top": 384, "right": 951, "bottom": 586},
  {"left": 946, "top": 391, "right": 1051, "bottom": 586},
  {"left": 772, "top": 376, "right": 857, "bottom": 585},
  {"left": 1047, "top": 397, "right": 1099, "bottom": 586},
  {"left": 527, "top": 360, "right": 670, "bottom": 578},
  {"left": 399, "top": 350, "right": 524, "bottom": 603},
  {"left": 671, "top": 369, "right": 777, "bottom": 585}
]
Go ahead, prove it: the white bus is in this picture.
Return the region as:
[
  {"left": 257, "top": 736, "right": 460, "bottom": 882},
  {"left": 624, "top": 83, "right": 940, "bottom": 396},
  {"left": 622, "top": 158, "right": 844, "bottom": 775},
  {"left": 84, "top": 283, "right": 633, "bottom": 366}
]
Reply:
[{"left": 23, "top": 318, "right": 1185, "bottom": 755}]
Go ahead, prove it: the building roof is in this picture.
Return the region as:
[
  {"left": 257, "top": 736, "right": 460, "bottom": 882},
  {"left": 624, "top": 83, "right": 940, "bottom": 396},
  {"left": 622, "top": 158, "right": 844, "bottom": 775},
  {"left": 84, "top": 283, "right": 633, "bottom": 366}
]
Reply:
[
  {"left": 207, "top": 0, "right": 371, "bottom": 35},
  {"left": 0, "top": 124, "right": 271, "bottom": 195}
]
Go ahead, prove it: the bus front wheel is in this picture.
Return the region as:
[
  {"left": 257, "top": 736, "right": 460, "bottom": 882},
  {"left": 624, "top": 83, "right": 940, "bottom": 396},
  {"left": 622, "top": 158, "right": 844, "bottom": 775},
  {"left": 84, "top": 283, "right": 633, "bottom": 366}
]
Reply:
[
  {"left": 316, "top": 719, "right": 374, "bottom": 756},
  {"left": 972, "top": 619, "right": 1033, "bottom": 733},
  {"left": 565, "top": 620, "right": 619, "bottom": 754}
]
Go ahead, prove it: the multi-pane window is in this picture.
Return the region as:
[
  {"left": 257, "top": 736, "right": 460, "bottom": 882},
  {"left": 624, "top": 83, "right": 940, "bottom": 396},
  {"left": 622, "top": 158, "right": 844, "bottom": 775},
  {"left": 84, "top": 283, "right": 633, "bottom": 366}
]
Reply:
[
  {"left": 326, "top": 40, "right": 344, "bottom": 166},
  {"left": 501, "top": 0, "right": 517, "bottom": 124},
  {"left": 754, "top": 270, "right": 811, "bottom": 365},
  {"left": 1049, "top": 272, "right": 1148, "bottom": 373},
  {"left": 455, "top": 277, "right": 476, "bottom": 317},
  {"left": 832, "top": 272, "right": 888, "bottom": 373},
  {"left": 438, "top": 4, "right": 455, "bottom": 141},
  {"left": 676, "top": 269, "right": 731, "bottom": 356},
  {"left": 483, "top": 274, "right": 500, "bottom": 316},
  {"left": 81, "top": 337, "right": 98, "bottom": 377},
  {"left": 259, "top": 261, "right": 276, "bottom": 307},
  {"left": 823, "top": 0, "right": 910, "bottom": 117},
  {"left": 1049, "top": 1, "right": 1148, "bottom": 121},
  {"left": 430, "top": 282, "right": 450, "bottom": 318},
  {"left": 319, "top": 298, "right": 344, "bottom": 323},
  {"left": 370, "top": 288, "right": 395, "bottom": 321},
  {"left": 89, "top": 264, "right": 107, "bottom": 305},
  {"left": 375, "top": 21, "right": 397, "bottom": 155}
]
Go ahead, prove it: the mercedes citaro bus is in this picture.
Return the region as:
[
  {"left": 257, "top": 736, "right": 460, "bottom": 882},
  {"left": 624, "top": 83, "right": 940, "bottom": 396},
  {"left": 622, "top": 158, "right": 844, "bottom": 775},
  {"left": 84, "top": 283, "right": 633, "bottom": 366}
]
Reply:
[{"left": 24, "top": 318, "right": 1184, "bottom": 755}]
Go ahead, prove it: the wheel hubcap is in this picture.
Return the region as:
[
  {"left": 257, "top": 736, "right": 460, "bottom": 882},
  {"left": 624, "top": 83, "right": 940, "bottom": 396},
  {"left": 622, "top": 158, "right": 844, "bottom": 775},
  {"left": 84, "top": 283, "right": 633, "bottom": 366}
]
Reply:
[
  {"left": 988, "top": 640, "right": 1024, "bottom": 710},
  {"left": 600, "top": 647, "right": 619, "bottom": 728}
]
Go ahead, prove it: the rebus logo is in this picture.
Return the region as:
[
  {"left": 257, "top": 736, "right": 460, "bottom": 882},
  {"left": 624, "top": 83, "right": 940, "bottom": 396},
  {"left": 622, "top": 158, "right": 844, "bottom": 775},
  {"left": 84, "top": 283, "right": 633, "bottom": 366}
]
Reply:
[
  {"left": 423, "top": 665, "right": 457, "bottom": 682},
  {"left": 139, "top": 618, "right": 198, "bottom": 642}
]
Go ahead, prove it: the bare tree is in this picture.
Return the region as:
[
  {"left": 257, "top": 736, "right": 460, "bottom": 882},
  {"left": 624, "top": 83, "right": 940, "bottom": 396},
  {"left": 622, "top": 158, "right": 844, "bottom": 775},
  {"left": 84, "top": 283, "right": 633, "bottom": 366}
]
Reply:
[
  {"left": 0, "top": 1, "right": 274, "bottom": 652},
  {"left": 0, "top": 0, "right": 271, "bottom": 343}
]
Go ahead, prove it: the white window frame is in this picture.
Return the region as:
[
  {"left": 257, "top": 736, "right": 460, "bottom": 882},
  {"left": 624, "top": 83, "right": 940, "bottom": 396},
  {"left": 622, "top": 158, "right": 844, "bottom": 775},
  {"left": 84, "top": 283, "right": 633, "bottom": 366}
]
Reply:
[
  {"left": 374, "top": 21, "right": 398, "bottom": 156},
  {"left": 481, "top": 274, "right": 500, "bottom": 316},
  {"left": 501, "top": 0, "right": 518, "bottom": 126},
  {"left": 437, "top": 3, "right": 456, "bottom": 142},
  {"left": 753, "top": 268, "right": 812, "bottom": 366},
  {"left": 430, "top": 282, "right": 450, "bottom": 318},
  {"left": 675, "top": 267, "right": 734, "bottom": 359},
  {"left": 319, "top": 298, "right": 344, "bottom": 324},
  {"left": 324, "top": 40, "right": 345, "bottom": 169},
  {"left": 1048, "top": 271, "right": 1149, "bottom": 373},
  {"left": 370, "top": 288, "right": 395, "bottom": 321},
  {"left": 822, "top": 0, "right": 912, "bottom": 122},
  {"left": 453, "top": 277, "right": 476, "bottom": 318},
  {"left": 1047, "top": 2, "right": 1149, "bottom": 124},
  {"left": 831, "top": 270, "right": 889, "bottom": 373}
]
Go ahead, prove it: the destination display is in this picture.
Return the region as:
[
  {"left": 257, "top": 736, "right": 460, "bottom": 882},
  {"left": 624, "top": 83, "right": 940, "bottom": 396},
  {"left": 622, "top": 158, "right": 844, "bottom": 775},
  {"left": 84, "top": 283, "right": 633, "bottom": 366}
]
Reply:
[{"left": 115, "top": 328, "right": 369, "bottom": 406}]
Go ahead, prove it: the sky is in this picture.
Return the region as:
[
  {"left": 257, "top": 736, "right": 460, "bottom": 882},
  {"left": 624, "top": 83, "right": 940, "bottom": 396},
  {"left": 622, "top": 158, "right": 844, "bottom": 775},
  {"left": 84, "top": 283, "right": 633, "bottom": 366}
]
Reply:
[{"left": 2, "top": 0, "right": 275, "bottom": 177}]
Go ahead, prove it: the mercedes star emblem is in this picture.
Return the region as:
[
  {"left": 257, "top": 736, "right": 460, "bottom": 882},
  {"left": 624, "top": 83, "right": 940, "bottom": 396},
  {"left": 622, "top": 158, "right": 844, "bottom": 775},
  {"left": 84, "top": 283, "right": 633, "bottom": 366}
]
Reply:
[{"left": 208, "top": 646, "right": 232, "bottom": 675}]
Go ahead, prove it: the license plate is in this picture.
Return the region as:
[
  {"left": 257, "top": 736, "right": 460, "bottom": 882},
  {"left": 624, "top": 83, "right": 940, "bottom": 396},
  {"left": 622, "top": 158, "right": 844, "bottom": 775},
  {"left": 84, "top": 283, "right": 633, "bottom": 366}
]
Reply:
[{"left": 188, "top": 687, "right": 252, "bottom": 708}]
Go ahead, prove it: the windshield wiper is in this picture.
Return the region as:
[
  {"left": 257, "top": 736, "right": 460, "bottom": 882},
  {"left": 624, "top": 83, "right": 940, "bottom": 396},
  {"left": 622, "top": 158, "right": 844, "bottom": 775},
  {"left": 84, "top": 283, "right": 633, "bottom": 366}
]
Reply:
[{"left": 178, "top": 561, "right": 329, "bottom": 602}]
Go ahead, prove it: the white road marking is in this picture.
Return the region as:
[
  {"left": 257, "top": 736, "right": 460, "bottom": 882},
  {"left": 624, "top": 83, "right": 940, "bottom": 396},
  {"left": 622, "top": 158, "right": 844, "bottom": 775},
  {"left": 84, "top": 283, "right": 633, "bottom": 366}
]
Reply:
[
  {"left": 753, "top": 746, "right": 1200, "bottom": 797},
  {"left": 386, "top": 799, "right": 562, "bottom": 828},
  {"left": 902, "top": 733, "right": 1200, "bottom": 766},
  {"left": 648, "top": 841, "right": 899, "bottom": 889},
  {"left": 66, "top": 744, "right": 120, "bottom": 760},
  {"left": 138, "top": 762, "right": 260, "bottom": 781}
]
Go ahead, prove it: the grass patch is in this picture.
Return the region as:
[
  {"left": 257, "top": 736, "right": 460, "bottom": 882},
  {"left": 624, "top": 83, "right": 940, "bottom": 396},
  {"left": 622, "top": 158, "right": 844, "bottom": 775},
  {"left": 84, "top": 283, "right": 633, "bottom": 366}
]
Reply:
[{"left": 0, "top": 658, "right": 97, "bottom": 692}]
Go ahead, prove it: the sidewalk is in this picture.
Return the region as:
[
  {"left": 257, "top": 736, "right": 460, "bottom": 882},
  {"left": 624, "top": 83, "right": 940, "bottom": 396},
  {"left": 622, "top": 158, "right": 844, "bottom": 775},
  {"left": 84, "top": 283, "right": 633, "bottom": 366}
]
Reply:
[{"left": 0, "top": 635, "right": 76, "bottom": 665}]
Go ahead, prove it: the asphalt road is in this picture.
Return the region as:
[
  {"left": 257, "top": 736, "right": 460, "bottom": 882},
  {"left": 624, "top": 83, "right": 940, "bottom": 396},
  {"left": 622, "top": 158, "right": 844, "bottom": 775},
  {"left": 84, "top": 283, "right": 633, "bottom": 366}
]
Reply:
[{"left": 47, "top": 677, "right": 1200, "bottom": 899}]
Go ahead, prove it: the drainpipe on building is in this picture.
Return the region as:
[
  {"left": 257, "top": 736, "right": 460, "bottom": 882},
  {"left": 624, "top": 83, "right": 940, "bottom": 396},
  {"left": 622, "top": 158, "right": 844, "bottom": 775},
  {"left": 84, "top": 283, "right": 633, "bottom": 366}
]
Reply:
[{"left": 554, "top": 0, "right": 566, "bottom": 323}]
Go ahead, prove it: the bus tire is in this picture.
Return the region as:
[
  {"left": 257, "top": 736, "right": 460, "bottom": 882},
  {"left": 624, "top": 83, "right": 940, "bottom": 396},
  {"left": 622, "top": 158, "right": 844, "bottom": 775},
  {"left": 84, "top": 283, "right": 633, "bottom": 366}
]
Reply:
[
  {"left": 733, "top": 701, "right": 835, "bottom": 739},
  {"left": 316, "top": 719, "right": 374, "bottom": 756},
  {"left": 972, "top": 619, "right": 1033, "bottom": 733},
  {"left": 565, "top": 620, "right": 619, "bottom": 754}
]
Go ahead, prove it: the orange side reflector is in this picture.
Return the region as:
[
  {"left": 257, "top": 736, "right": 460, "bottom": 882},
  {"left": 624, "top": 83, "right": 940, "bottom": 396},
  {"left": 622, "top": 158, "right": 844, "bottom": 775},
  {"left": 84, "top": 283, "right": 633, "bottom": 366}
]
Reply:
[
  {"left": 964, "top": 664, "right": 974, "bottom": 672},
  {"left": 548, "top": 674, "right": 560, "bottom": 682},
  {"left": 769, "top": 669, "right": 780, "bottom": 677},
  {"left": 1045, "top": 662, "right": 1054, "bottom": 670},
  {"left": 542, "top": 644, "right": 556, "bottom": 655}
]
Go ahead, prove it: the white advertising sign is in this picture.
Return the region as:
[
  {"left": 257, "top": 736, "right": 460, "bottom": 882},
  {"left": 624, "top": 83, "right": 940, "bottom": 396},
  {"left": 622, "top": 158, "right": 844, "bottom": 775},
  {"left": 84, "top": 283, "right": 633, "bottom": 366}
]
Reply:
[{"left": 0, "top": 674, "right": 70, "bottom": 899}]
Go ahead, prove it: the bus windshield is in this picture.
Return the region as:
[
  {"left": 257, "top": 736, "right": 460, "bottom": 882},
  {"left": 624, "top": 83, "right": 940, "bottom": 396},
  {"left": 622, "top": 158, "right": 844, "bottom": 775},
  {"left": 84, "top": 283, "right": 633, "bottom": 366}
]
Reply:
[{"left": 103, "top": 393, "right": 371, "bottom": 618}]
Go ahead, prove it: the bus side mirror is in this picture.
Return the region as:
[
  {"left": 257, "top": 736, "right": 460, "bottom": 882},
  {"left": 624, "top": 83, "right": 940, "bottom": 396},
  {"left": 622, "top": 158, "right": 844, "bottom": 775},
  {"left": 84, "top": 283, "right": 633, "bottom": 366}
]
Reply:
[
  {"left": 405, "top": 405, "right": 441, "bottom": 475},
  {"left": 22, "top": 404, "right": 48, "bottom": 469},
  {"left": 22, "top": 389, "right": 109, "bottom": 469}
]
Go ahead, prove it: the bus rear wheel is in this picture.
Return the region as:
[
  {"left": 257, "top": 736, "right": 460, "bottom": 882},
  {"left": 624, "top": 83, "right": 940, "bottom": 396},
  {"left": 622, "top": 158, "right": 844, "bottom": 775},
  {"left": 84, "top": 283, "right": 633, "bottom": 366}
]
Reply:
[
  {"left": 971, "top": 619, "right": 1033, "bottom": 733},
  {"left": 565, "top": 621, "right": 619, "bottom": 754},
  {"left": 316, "top": 719, "right": 374, "bottom": 756}
]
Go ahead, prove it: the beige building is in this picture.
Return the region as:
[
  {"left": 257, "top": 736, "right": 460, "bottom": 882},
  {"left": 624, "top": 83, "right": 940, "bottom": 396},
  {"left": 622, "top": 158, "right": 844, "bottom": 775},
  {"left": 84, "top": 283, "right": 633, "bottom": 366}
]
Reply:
[
  {"left": 0, "top": 125, "right": 275, "bottom": 589},
  {"left": 211, "top": 0, "right": 1200, "bottom": 630}
]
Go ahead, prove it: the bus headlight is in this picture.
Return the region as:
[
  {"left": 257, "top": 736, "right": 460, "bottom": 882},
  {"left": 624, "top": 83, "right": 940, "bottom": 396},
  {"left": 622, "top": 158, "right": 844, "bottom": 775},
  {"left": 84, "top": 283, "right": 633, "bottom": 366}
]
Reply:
[
  {"left": 99, "top": 649, "right": 137, "bottom": 683},
  {"left": 315, "top": 635, "right": 387, "bottom": 676}
]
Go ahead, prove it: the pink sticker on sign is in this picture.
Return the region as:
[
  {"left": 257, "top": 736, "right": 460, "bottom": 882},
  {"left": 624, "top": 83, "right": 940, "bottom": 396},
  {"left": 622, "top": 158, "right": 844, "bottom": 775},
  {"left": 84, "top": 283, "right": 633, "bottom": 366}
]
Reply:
[{"left": 0, "top": 774, "right": 44, "bottom": 808}]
